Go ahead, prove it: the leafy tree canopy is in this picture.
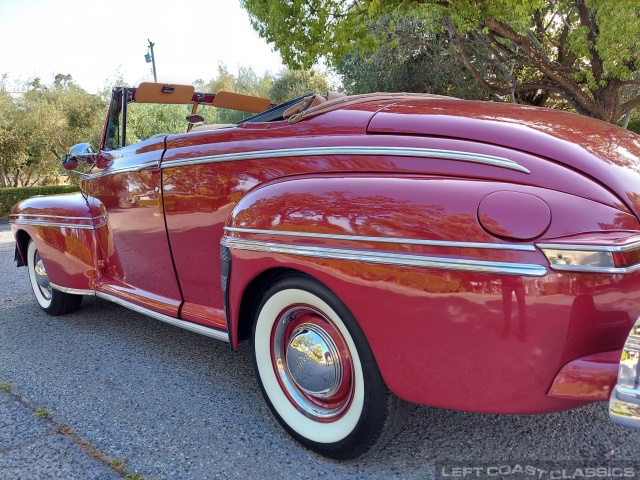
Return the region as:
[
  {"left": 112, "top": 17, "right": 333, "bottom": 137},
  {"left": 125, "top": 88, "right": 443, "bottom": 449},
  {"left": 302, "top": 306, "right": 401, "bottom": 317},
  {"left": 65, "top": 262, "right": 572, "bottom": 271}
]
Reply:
[
  {"left": 0, "top": 75, "right": 106, "bottom": 187},
  {"left": 336, "top": 17, "right": 491, "bottom": 99},
  {"left": 242, "top": 0, "right": 640, "bottom": 122}
]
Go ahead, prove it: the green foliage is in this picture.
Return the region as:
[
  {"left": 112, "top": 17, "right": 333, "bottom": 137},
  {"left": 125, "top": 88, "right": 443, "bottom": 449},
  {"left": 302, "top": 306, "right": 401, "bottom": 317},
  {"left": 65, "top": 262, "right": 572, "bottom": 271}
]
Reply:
[
  {"left": 337, "top": 17, "right": 491, "bottom": 99},
  {"left": 242, "top": 0, "right": 369, "bottom": 69},
  {"left": 624, "top": 112, "right": 640, "bottom": 135},
  {"left": 196, "top": 65, "right": 334, "bottom": 124},
  {"left": 126, "top": 103, "right": 192, "bottom": 143},
  {"left": 33, "top": 408, "right": 50, "bottom": 419},
  {"left": 242, "top": 0, "right": 640, "bottom": 123},
  {"left": 269, "top": 69, "right": 333, "bottom": 103},
  {"left": 0, "top": 185, "right": 80, "bottom": 217},
  {"left": 0, "top": 76, "right": 106, "bottom": 187}
]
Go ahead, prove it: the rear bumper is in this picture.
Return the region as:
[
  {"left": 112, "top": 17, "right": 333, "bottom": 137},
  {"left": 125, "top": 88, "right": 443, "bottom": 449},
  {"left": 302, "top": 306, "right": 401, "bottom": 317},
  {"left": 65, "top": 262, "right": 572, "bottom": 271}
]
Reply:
[{"left": 609, "top": 317, "right": 640, "bottom": 428}]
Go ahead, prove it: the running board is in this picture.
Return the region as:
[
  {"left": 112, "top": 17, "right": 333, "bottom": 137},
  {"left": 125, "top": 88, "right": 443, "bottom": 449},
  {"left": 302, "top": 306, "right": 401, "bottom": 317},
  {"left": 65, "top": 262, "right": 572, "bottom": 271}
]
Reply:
[{"left": 96, "top": 291, "right": 230, "bottom": 343}]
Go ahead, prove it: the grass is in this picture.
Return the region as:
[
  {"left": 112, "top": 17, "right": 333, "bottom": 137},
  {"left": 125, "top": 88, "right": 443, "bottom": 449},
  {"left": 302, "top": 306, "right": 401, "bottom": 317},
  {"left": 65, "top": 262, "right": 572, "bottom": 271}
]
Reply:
[
  {"left": 33, "top": 408, "right": 50, "bottom": 419},
  {"left": 125, "top": 473, "right": 146, "bottom": 480},
  {"left": 0, "top": 382, "right": 11, "bottom": 392},
  {"left": 107, "top": 458, "right": 126, "bottom": 473}
]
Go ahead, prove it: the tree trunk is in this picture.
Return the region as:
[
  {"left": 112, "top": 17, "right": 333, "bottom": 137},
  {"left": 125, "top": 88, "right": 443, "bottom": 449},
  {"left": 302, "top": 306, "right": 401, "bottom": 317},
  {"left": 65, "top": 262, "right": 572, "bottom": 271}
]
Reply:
[
  {"left": 621, "top": 111, "right": 633, "bottom": 129},
  {"left": 0, "top": 157, "right": 6, "bottom": 188}
]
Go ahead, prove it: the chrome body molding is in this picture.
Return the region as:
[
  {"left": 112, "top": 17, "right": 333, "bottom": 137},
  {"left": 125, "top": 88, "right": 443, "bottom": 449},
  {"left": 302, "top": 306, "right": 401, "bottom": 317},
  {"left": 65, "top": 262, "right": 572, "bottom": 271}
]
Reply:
[
  {"left": 160, "top": 146, "right": 530, "bottom": 174},
  {"left": 86, "top": 162, "right": 160, "bottom": 179},
  {"left": 10, "top": 213, "right": 108, "bottom": 230},
  {"left": 610, "top": 317, "right": 640, "bottom": 429},
  {"left": 538, "top": 241, "right": 640, "bottom": 274},
  {"left": 537, "top": 240, "right": 640, "bottom": 253},
  {"left": 221, "top": 237, "right": 547, "bottom": 277},
  {"left": 224, "top": 227, "right": 537, "bottom": 252},
  {"left": 95, "top": 291, "right": 230, "bottom": 342},
  {"left": 542, "top": 263, "right": 640, "bottom": 274},
  {"left": 50, "top": 283, "right": 95, "bottom": 296}
]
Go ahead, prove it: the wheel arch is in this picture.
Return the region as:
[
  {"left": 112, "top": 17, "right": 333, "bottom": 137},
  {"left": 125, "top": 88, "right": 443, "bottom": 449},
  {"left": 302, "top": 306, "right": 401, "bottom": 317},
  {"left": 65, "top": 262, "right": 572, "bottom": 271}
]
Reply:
[
  {"left": 234, "top": 266, "right": 303, "bottom": 348},
  {"left": 14, "top": 228, "right": 31, "bottom": 267}
]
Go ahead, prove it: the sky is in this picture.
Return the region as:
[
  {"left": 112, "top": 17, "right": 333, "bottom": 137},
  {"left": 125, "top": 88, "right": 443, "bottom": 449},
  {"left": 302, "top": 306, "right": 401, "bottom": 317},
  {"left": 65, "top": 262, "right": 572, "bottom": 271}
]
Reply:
[{"left": 0, "top": 0, "right": 285, "bottom": 94}]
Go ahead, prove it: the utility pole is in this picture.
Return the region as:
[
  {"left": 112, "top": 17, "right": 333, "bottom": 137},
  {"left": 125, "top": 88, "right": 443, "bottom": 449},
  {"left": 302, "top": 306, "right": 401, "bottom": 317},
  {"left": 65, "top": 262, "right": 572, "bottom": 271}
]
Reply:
[{"left": 145, "top": 39, "right": 157, "bottom": 83}]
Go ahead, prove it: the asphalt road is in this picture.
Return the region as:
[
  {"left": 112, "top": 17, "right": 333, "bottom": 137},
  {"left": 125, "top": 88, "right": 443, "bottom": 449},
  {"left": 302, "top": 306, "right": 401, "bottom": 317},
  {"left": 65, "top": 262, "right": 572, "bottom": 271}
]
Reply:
[{"left": 2, "top": 220, "right": 640, "bottom": 480}]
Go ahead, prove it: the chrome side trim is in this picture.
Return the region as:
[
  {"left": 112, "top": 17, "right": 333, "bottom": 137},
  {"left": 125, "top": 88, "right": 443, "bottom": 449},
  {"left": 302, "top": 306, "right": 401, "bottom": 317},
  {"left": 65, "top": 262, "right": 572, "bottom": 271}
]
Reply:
[
  {"left": 537, "top": 240, "right": 640, "bottom": 253},
  {"left": 543, "top": 263, "right": 640, "bottom": 274},
  {"left": 87, "top": 163, "right": 159, "bottom": 179},
  {"left": 10, "top": 213, "right": 93, "bottom": 221},
  {"left": 96, "top": 291, "right": 230, "bottom": 342},
  {"left": 224, "top": 227, "right": 536, "bottom": 252},
  {"left": 221, "top": 237, "right": 547, "bottom": 277},
  {"left": 50, "top": 282, "right": 95, "bottom": 296},
  {"left": 161, "top": 146, "right": 530, "bottom": 174},
  {"left": 9, "top": 219, "right": 95, "bottom": 230},
  {"left": 9, "top": 213, "right": 108, "bottom": 230},
  {"left": 538, "top": 241, "right": 640, "bottom": 274}
]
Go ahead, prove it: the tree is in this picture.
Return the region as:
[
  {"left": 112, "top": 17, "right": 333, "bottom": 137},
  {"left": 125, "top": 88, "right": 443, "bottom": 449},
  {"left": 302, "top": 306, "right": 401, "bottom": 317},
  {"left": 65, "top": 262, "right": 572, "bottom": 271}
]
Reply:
[
  {"left": 242, "top": 0, "right": 640, "bottom": 123},
  {"left": 269, "top": 69, "right": 333, "bottom": 103},
  {"left": 0, "top": 76, "right": 106, "bottom": 187},
  {"left": 0, "top": 89, "right": 27, "bottom": 187},
  {"left": 336, "top": 17, "right": 491, "bottom": 99},
  {"left": 197, "top": 64, "right": 334, "bottom": 123}
]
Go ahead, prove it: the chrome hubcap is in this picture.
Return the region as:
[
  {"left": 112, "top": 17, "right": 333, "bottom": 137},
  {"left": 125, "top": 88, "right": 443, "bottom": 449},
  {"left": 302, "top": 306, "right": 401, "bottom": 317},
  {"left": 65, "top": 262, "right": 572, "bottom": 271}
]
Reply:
[
  {"left": 272, "top": 305, "right": 353, "bottom": 420},
  {"left": 286, "top": 324, "right": 343, "bottom": 398},
  {"left": 33, "top": 252, "right": 52, "bottom": 300}
]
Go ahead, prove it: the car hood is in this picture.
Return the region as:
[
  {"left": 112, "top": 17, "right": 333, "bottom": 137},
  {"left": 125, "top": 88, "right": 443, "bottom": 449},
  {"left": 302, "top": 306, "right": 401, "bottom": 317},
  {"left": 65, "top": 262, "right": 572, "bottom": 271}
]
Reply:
[{"left": 367, "top": 99, "right": 640, "bottom": 220}]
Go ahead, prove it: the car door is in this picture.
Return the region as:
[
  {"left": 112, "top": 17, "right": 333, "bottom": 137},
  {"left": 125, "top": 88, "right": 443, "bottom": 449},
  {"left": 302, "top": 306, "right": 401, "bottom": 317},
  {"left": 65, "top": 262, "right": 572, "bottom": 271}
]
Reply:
[{"left": 87, "top": 135, "right": 182, "bottom": 317}]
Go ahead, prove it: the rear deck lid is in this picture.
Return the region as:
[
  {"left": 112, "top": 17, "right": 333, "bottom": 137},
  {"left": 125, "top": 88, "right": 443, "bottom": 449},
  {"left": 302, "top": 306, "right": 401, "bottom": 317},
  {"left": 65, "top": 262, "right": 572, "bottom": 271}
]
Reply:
[{"left": 367, "top": 99, "right": 640, "bottom": 220}]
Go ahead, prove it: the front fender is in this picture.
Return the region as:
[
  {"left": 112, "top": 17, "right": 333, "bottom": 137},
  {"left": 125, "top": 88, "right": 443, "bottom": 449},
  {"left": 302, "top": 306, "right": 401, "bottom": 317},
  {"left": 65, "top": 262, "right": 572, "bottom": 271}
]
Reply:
[{"left": 10, "top": 192, "right": 100, "bottom": 292}]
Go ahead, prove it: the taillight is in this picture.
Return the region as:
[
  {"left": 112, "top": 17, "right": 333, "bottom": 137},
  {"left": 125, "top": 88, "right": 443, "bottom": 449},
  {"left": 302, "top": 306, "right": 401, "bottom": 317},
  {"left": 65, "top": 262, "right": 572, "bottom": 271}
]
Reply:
[{"left": 613, "top": 248, "right": 640, "bottom": 269}]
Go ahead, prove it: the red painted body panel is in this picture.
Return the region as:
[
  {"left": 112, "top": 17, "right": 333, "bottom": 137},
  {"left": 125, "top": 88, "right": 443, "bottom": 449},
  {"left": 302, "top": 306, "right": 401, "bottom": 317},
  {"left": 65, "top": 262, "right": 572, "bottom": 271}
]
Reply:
[
  {"left": 10, "top": 192, "right": 97, "bottom": 291},
  {"left": 162, "top": 129, "right": 631, "bottom": 333},
  {"left": 87, "top": 138, "right": 182, "bottom": 316},
  {"left": 227, "top": 250, "right": 640, "bottom": 413},
  {"left": 548, "top": 350, "right": 621, "bottom": 402},
  {"left": 368, "top": 99, "right": 640, "bottom": 218},
  {"left": 12, "top": 93, "right": 640, "bottom": 415},
  {"left": 223, "top": 175, "right": 639, "bottom": 412}
]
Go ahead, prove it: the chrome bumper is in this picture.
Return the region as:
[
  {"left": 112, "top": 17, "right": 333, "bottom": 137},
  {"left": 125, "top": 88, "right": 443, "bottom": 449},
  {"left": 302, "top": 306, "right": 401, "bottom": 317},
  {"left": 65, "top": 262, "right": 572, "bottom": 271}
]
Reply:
[{"left": 609, "top": 317, "right": 640, "bottom": 428}]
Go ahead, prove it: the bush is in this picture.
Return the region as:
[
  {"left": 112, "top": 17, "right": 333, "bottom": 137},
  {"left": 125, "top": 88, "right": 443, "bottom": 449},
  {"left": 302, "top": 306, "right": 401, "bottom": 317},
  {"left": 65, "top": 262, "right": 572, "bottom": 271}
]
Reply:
[
  {"left": 626, "top": 117, "right": 640, "bottom": 135},
  {"left": 0, "top": 186, "right": 80, "bottom": 218}
]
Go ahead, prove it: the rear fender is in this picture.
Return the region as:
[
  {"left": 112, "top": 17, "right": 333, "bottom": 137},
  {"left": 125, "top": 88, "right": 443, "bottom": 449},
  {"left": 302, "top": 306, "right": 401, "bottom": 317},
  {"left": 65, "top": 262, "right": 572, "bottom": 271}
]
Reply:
[{"left": 221, "top": 174, "right": 640, "bottom": 411}]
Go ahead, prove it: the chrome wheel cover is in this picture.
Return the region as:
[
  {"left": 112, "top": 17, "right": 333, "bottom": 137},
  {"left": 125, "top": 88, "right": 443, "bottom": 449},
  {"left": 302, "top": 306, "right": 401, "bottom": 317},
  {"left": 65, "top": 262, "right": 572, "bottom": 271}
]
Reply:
[
  {"left": 272, "top": 305, "right": 354, "bottom": 420},
  {"left": 33, "top": 251, "right": 52, "bottom": 300}
]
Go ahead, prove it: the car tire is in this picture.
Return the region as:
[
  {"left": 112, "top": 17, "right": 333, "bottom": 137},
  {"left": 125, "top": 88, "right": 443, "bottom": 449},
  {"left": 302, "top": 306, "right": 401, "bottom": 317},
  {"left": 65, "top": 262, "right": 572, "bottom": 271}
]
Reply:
[
  {"left": 27, "top": 240, "right": 83, "bottom": 315},
  {"left": 251, "top": 272, "right": 410, "bottom": 459}
]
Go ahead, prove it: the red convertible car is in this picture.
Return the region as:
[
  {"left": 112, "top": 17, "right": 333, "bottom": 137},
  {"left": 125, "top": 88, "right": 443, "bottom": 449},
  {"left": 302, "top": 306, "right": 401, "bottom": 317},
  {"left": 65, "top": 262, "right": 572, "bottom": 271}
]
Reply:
[{"left": 10, "top": 82, "right": 640, "bottom": 458}]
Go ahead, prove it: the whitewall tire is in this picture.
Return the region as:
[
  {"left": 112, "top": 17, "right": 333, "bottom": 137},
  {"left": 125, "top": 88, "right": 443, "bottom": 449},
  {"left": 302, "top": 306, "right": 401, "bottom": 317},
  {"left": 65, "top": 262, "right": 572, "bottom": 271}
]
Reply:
[
  {"left": 251, "top": 273, "right": 409, "bottom": 459},
  {"left": 27, "top": 240, "right": 83, "bottom": 315}
]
